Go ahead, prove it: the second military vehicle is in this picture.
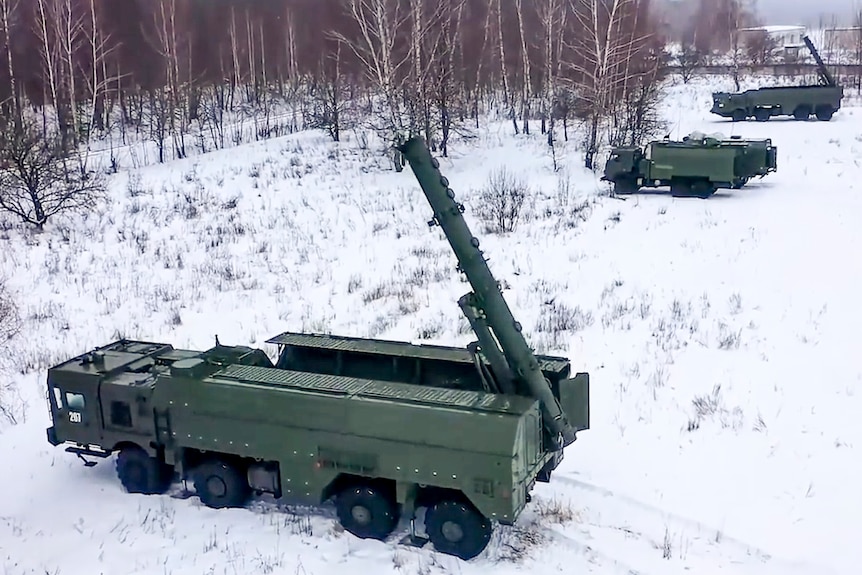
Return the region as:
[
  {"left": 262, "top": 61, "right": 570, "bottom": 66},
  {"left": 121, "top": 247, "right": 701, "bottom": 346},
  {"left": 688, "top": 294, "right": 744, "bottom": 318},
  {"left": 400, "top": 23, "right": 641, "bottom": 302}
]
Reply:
[
  {"left": 710, "top": 35, "right": 843, "bottom": 122},
  {"left": 43, "top": 136, "right": 590, "bottom": 561},
  {"left": 602, "top": 132, "right": 777, "bottom": 198}
]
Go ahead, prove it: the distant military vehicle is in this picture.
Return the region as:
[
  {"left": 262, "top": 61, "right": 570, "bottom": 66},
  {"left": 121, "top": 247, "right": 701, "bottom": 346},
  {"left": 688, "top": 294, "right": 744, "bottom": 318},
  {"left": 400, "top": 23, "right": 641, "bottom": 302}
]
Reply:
[
  {"left": 710, "top": 35, "right": 842, "bottom": 122},
  {"left": 44, "top": 136, "right": 590, "bottom": 561},
  {"left": 601, "top": 132, "right": 777, "bottom": 198}
]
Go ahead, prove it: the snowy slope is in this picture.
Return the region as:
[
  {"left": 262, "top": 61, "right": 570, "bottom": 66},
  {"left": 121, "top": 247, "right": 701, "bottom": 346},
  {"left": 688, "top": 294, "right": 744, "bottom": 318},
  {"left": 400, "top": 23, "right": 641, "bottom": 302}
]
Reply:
[{"left": 1, "top": 75, "right": 860, "bottom": 575}]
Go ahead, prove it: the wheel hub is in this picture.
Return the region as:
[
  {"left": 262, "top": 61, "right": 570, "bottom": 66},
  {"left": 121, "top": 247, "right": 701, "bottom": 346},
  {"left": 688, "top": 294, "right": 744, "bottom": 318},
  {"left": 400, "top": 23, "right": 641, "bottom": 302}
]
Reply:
[
  {"left": 206, "top": 476, "right": 227, "bottom": 497},
  {"left": 441, "top": 520, "right": 464, "bottom": 542},
  {"left": 351, "top": 505, "right": 371, "bottom": 525}
]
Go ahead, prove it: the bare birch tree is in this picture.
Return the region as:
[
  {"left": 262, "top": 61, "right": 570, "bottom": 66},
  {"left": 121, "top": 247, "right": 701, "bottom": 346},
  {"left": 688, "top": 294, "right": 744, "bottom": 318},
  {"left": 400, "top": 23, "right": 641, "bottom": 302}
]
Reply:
[
  {"left": 406, "top": 0, "right": 453, "bottom": 147},
  {"left": 309, "top": 41, "right": 354, "bottom": 142},
  {"left": 564, "top": 0, "right": 656, "bottom": 169},
  {"left": 471, "top": 0, "right": 495, "bottom": 128},
  {"left": 34, "top": 0, "right": 66, "bottom": 144},
  {"left": 282, "top": 5, "right": 303, "bottom": 132},
  {"left": 513, "top": 0, "right": 532, "bottom": 134},
  {"left": 144, "top": 0, "right": 190, "bottom": 160},
  {"left": 0, "top": 0, "right": 21, "bottom": 128},
  {"left": 435, "top": 0, "right": 468, "bottom": 156},
  {"left": 77, "top": 0, "right": 122, "bottom": 171},
  {"left": 493, "top": 0, "right": 519, "bottom": 134},
  {"left": 536, "top": 0, "right": 567, "bottom": 152},
  {"left": 56, "top": 0, "right": 84, "bottom": 141},
  {"left": 333, "top": 0, "right": 412, "bottom": 142}
]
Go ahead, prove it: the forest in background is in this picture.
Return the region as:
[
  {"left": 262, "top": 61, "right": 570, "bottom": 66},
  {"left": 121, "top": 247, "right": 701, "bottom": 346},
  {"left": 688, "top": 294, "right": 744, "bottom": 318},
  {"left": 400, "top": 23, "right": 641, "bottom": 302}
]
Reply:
[
  {"left": 0, "top": 0, "right": 809, "bottom": 422},
  {"left": 0, "top": 0, "right": 773, "bottom": 172}
]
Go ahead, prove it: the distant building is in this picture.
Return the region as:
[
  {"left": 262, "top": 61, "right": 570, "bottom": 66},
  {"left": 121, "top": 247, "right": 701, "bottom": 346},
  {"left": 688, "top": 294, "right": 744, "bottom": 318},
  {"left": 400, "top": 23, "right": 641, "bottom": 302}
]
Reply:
[
  {"left": 738, "top": 25, "right": 806, "bottom": 59},
  {"left": 822, "top": 27, "right": 862, "bottom": 52}
]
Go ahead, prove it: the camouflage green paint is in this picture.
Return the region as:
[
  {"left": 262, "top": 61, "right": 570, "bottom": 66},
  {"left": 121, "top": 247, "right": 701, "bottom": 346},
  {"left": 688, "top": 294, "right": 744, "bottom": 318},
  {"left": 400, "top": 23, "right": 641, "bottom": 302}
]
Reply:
[
  {"left": 710, "top": 35, "right": 843, "bottom": 122},
  {"left": 47, "top": 340, "right": 546, "bottom": 524},
  {"left": 45, "top": 136, "right": 592, "bottom": 560},
  {"left": 602, "top": 134, "right": 777, "bottom": 198}
]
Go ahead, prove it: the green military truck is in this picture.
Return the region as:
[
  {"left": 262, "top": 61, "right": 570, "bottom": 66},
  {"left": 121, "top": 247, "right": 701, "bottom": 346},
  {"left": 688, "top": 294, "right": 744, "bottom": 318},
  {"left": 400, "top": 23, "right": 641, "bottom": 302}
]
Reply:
[
  {"left": 44, "top": 136, "right": 590, "bottom": 561},
  {"left": 710, "top": 35, "right": 843, "bottom": 122},
  {"left": 601, "top": 132, "right": 777, "bottom": 198}
]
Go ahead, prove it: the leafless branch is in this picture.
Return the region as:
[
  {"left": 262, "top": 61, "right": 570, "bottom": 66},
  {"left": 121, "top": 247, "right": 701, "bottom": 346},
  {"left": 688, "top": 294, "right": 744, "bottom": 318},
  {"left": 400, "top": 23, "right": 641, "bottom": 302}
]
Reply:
[{"left": 0, "top": 115, "right": 107, "bottom": 229}]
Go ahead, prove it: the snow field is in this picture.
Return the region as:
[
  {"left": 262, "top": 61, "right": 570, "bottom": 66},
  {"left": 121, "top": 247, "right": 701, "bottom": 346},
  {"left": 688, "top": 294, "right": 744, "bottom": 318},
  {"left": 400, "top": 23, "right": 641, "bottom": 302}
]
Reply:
[{"left": 0, "top": 74, "right": 860, "bottom": 574}]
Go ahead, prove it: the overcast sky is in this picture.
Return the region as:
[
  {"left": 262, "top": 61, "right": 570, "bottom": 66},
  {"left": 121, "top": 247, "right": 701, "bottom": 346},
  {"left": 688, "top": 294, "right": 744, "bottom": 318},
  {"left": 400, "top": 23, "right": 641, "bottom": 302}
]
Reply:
[
  {"left": 751, "top": 0, "right": 855, "bottom": 25},
  {"left": 666, "top": 0, "right": 858, "bottom": 25}
]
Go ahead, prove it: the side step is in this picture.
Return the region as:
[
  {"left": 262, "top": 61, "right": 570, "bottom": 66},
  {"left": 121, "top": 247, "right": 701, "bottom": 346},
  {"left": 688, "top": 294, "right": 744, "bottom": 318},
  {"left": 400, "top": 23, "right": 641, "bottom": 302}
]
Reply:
[{"left": 65, "top": 445, "right": 112, "bottom": 468}]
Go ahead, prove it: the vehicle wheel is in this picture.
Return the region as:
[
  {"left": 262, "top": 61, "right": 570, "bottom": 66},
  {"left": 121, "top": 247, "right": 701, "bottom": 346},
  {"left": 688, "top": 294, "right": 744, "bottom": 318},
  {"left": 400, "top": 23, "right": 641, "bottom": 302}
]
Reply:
[
  {"left": 670, "top": 179, "right": 691, "bottom": 197},
  {"left": 690, "top": 180, "right": 716, "bottom": 199},
  {"left": 193, "top": 460, "right": 251, "bottom": 509},
  {"left": 116, "top": 446, "right": 173, "bottom": 495},
  {"left": 731, "top": 109, "right": 747, "bottom": 122},
  {"left": 336, "top": 484, "right": 400, "bottom": 540},
  {"left": 754, "top": 108, "right": 770, "bottom": 122},
  {"left": 613, "top": 176, "right": 638, "bottom": 195},
  {"left": 815, "top": 105, "right": 834, "bottom": 121},
  {"left": 793, "top": 105, "right": 811, "bottom": 120},
  {"left": 426, "top": 499, "right": 492, "bottom": 560}
]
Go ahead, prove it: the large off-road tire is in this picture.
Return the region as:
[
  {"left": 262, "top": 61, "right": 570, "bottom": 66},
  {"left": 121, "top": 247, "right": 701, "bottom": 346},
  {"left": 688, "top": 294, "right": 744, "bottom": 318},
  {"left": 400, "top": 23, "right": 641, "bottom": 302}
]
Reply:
[
  {"left": 193, "top": 460, "right": 251, "bottom": 509},
  {"left": 731, "top": 109, "right": 747, "bottom": 122},
  {"left": 612, "top": 176, "right": 638, "bottom": 195},
  {"left": 753, "top": 107, "right": 770, "bottom": 122},
  {"left": 335, "top": 484, "right": 400, "bottom": 540},
  {"left": 793, "top": 105, "right": 811, "bottom": 120},
  {"left": 815, "top": 105, "right": 835, "bottom": 121},
  {"left": 670, "top": 179, "right": 691, "bottom": 198},
  {"left": 116, "top": 446, "right": 173, "bottom": 495},
  {"left": 690, "top": 180, "right": 716, "bottom": 199},
  {"left": 425, "top": 499, "right": 492, "bottom": 561}
]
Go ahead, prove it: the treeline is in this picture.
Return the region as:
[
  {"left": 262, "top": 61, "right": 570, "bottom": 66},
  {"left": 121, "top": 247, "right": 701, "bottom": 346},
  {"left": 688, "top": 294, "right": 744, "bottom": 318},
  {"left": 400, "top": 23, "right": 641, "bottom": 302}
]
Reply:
[{"left": 0, "top": 0, "right": 671, "bottom": 169}]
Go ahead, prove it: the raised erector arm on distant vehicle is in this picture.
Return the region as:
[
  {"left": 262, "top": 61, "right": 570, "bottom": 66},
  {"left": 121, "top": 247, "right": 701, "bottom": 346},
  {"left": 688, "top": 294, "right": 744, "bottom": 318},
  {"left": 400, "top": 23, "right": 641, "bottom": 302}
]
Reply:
[{"left": 803, "top": 35, "right": 836, "bottom": 87}]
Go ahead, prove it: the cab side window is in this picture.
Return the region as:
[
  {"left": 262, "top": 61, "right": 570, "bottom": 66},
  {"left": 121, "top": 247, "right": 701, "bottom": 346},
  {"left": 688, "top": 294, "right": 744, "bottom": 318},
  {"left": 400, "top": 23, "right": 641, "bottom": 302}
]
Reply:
[{"left": 65, "top": 392, "right": 85, "bottom": 411}]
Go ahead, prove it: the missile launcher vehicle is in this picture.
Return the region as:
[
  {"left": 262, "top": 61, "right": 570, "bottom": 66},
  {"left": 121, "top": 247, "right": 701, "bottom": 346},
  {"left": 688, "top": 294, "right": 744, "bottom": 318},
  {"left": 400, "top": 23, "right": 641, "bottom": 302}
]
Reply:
[
  {"left": 601, "top": 132, "right": 777, "bottom": 198},
  {"left": 710, "top": 35, "right": 843, "bottom": 122},
  {"left": 44, "top": 136, "right": 590, "bottom": 561}
]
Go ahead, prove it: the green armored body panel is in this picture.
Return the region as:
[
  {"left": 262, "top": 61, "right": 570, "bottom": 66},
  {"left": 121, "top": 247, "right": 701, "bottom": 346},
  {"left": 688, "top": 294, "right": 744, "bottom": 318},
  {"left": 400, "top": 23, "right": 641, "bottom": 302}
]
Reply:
[
  {"left": 44, "top": 137, "right": 590, "bottom": 561},
  {"left": 602, "top": 132, "right": 777, "bottom": 198},
  {"left": 710, "top": 35, "right": 843, "bottom": 122}
]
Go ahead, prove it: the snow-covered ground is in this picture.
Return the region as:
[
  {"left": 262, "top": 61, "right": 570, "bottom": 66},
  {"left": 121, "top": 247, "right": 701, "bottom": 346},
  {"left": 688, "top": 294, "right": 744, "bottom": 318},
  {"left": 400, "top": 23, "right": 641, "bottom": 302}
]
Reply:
[{"left": 1, "top": 75, "right": 860, "bottom": 575}]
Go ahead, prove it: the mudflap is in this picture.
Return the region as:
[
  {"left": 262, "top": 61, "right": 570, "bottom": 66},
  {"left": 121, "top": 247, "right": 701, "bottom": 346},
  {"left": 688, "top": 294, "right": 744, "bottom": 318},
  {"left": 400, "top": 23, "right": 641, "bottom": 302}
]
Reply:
[
  {"left": 398, "top": 519, "right": 430, "bottom": 548},
  {"left": 536, "top": 450, "right": 563, "bottom": 483},
  {"left": 170, "top": 490, "right": 195, "bottom": 500},
  {"left": 168, "top": 480, "right": 195, "bottom": 500},
  {"left": 399, "top": 533, "right": 430, "bottom": 548}
]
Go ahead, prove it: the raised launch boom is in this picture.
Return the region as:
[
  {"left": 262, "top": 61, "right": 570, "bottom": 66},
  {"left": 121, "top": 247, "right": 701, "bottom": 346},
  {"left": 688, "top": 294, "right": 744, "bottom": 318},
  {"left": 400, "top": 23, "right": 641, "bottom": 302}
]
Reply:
[{"left": 397, "top": 136, "right": 577, "bottom": 449}]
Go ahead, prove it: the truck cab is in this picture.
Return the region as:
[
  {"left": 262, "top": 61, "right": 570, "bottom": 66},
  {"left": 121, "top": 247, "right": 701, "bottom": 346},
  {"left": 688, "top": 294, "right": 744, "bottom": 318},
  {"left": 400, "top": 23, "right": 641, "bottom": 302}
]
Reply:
[
  {"left": 46, "top": 340, "right": 190, "bottom": 459},
  {"left": 46, "top": 339, "right": 277, "bottom": 461},
  {"left": 602, "top": 147, "right": 643, "bottom": 180},
  {"left": 710, "top": 92, "right": 735, "bottom": 118}
]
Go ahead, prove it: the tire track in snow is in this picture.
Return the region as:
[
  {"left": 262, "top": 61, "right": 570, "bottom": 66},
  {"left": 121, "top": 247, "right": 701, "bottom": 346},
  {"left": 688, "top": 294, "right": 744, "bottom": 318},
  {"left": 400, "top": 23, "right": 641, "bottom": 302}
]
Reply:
[
  {"left": 549, "top": 473, "right": 836, "bottom": 575},
  {"left": 169, "top": 476, "right": 827, "bottom": 574}
]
